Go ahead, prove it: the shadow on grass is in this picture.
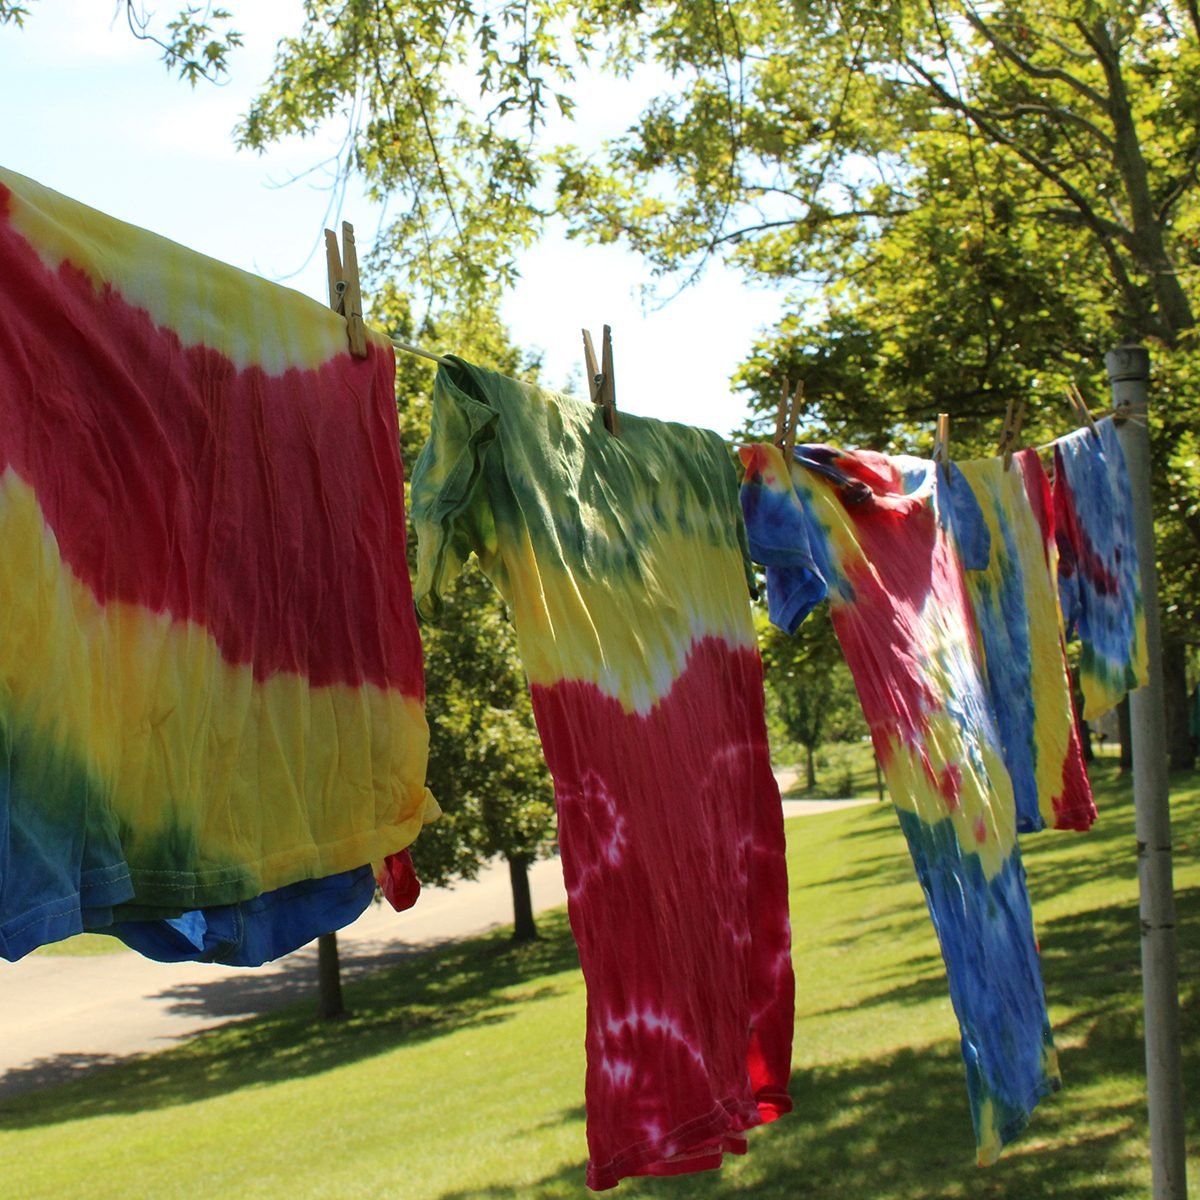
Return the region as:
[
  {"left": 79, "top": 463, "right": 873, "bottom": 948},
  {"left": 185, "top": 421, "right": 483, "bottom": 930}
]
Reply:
[
  {"left": 4, "top": 770, "right": 1192, "bottom": 1200},
  {"left": 0, "top": 911, "right": 581, "bottom": 1127},
  {"left": 436, "top": 1040, "right": 1145, "bottom": 1200},
  {"left": 436, "top": 883, "right": 1199, "bottom": 1200}
]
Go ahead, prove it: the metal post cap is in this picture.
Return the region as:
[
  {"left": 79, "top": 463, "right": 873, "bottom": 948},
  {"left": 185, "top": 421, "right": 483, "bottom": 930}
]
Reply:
[{"left": 1105, "top": 344, "right": 1150, "bottom": 382}]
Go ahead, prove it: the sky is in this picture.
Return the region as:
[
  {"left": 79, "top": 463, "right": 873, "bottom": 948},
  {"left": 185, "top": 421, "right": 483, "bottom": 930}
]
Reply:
[{"left": 0, "top": 1, "right": 786, "bottom": 434}]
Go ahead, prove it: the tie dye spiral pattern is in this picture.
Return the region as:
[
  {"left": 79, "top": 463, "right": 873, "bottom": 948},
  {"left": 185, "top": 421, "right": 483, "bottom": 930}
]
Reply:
[
  {"left": 412, "top": 359, "right": 793, "bottom": 1191},
  {"left": 740, "top": 442, "right": 1059, "bottom": 1165},
  {"left": 0, "top": 166, "right": 436, "bottom": 962},
  {"left": 953, "top": 452, "right": 1095, "bottom": 833},
  {"left": 1053, "top": 419, "right": 1149, "bottom": 719}
]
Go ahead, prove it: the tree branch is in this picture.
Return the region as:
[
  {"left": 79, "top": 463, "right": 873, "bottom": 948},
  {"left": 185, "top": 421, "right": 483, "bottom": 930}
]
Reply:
[
  {"left": 1042, "top": 31, "right": 1095, "bottom": 63},
  {"left": 908, "top": 59, "right": 1154, "bottom": 331},
  {"left": 1003, "top": 102, "right": 1113, "bottom": 153},
  {"left": 704, "top": 209, "right": 913, "bottom": 251},
  {"left": 379, "top": 0, "right": 465, "bottom": 243},
  {"left": 1079, "top": 14, "right": 1196, "bottom": 338},
  {"left": 1156, "top": 139, "right": 1200, "bottom": 224},
  {"left": 1037, "top": 205, "right": 1132, "bottom": 241},
  {"left": 1188, "top": 0, "right": 1200, "bottom": 41},
  {"left": 962, "top": 7, "right": 1109, "bottom": 110},
  {"left": 1071, "top": 17, "right": 1118, "bottom": 72}
]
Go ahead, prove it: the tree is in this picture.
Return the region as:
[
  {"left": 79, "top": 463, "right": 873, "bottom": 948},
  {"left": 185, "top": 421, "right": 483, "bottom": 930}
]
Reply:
[
  {"left": 412, "top": 560, "right": 558, "bottom": 941},
  {"left": 15, "top": 5, "right": 1199, "bottom": 339},
  {"left": 316, "top": 931, "right": 346, "bottom": 1019},
  {"left": 10, "top": 4, "right": 1195, "bottom": 761},
  {"left": 759, "top": 607, "right": 867, "bottom": 790},
  {"left": 386, "top": 293, "right": 559, "bottom": 941}
]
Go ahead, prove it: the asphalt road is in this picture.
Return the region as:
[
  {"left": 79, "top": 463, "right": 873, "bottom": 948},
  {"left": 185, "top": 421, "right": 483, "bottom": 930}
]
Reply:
[{"left": 0, "top": 795, "right": 873, "bottom": 1101}]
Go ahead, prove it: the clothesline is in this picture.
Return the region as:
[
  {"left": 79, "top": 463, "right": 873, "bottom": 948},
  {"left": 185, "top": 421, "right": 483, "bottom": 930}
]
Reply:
[
  {"left": 2, "top": 167, "right": 1182, "bottom": 1193},
  {"left": 390, "top": 337, "right": 450, "bottom": 366},
  {"left": 385, "top": 334, "right": 1150, "bottom": 458},
  {"left": 1031, "top": 406, "right": 1149, "bottom": 454}
]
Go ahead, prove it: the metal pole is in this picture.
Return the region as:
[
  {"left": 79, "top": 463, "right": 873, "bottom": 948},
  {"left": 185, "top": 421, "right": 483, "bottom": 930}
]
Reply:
[{"left": 1105, "top": 344, "right": 1189, "bottom": 1200}]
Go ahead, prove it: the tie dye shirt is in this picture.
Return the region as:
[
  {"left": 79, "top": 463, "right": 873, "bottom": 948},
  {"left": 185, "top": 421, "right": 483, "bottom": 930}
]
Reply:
[
  {"left": 740, "top": 442, "right": 1059, "bottom": 1165},
  {"left": 412, "top": 359, "right": 793, "bottom": 1191},
  {"left": 1053, "top": 419, "right": 1149, "bottom": 719},
  {"left": 954, "top": 452, "right": 1095, "bottom": 833},
  {"left": 0, "top": 167, "right": 436, "bottom": 962}
]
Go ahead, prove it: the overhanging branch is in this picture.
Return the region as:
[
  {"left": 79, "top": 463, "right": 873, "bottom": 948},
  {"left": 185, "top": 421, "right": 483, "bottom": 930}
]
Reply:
[{"left": 962, "top": 6, "right": 1109, "bottom": 111}]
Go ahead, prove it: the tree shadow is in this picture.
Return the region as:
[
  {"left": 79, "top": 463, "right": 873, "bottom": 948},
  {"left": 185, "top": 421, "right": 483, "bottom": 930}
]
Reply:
[
  {"left": 434, "top": 884, "right": 1198, "bottom": 1200},
  {"left": 3, "top": 772, "right": 1192, "bottom": 1200},
  {"left": 0, "top": 912, "right": 581, "bottom": 1129},
  {"left": 433, "top": 1040, "right": 1144, "bottom": 1200},
  {"left": 0, "top": 1053, "right": 134, "bottom": 1101},
  {"left": 150, "top": 935, "right": 472, "bottom": 1023}
]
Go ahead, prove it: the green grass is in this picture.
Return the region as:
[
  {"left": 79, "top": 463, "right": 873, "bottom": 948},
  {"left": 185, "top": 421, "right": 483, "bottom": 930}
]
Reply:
[
  {"left": 32, "top": 934, "right": 130, "bottom": 957},
  {"left": 780, "top": 737, "right": 888, "bottom": 800},
  {"left": 0, "top": 766, "right": 1196, "bottom": 1199}
]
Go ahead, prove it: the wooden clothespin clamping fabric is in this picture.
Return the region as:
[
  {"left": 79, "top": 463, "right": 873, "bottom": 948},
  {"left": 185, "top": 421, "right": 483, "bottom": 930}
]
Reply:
[
  {"left": 325, "top": 221, "right": 368, "bottom": 359},
  {"left": 933, "top": 412, "right": 951, "bottom": 481},
  {"left": 774, "top": 380, "right": 805, "bottom": 462},
  {"left": 582, "top": 325, "right": 620, "bottom": 435},
  {"left": 1066, "top": 382, "right": 1098, "bottom": 436},
  {"left": 998, "top": 397, "right": 1027, "bottom": 471}
]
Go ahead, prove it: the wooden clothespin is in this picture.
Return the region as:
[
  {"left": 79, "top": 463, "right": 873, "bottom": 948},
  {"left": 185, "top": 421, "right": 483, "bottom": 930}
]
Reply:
[
  {"left": 773, "top": 380, "right": 805, "bottom": 461},
  {"left": 933, "top": 412, "right": 951, "bottom": 472},
  {"left": 325, "top": 221, "right": 368, "bottom": 358},
  {"left": 1066, "top": 382, "right": 1098, "bottom": 435},
  {"left": 998, "top": 397, "right": 1027, "bottom": 471},
  {"left": 582, "top": 325, "right": 619, "bottom": 435}
]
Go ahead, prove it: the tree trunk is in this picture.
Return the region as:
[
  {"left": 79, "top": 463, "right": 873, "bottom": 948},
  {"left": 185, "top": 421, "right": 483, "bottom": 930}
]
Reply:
[
  {"left": 1117, "top": 694, "right": 1133, "bottom": 772},
  {"left": 508, "top": 854, "right": 538, "bottom": 942},
  {"left": 1079, "top": 718, "right": 1095, "bottom": 763},
  {"left": 805, "top": 743, "right": 816, "bottom": 790},
  {"left": 874, "top": 753, "right": 885, "bottom": 803},
  {"left": 316, "top": 932, "right": 346, "bottom": 1020},
  {"left": 1093, "top": 19, "right": 1195, "bottom": 341},
  {"left": 1162, "top": 637, "right": 1195, "bottom": 770}
]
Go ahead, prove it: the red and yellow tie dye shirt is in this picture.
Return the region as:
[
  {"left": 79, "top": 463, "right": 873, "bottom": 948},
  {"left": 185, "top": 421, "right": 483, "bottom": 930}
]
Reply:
[
  {"left": 0, "top": 166, "right": 436, "bottom": 960},
  {"left": 412, "top": 358, "right": 793, "bottom": 1191}
]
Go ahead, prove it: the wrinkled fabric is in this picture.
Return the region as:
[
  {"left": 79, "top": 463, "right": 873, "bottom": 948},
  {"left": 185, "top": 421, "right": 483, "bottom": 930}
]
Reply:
[
  {"left": 954, "top": 452, "right": 1095, "bottom": 833},
  {"left": 740, "top": 442, "right": 1059, "bottom": 1165},
  {"left": 412, "top": 359, "right": 793, "bottom": 1191},
  {"left": 376, "top": 848, "right": 422, "bottom": 913},
  {"left": 0, "top": 166, "right": 437, "bottom": 962},
  {"left": 1053, "top": 419, "right": 1148, "bottom": 718},
  {"left": 104, "top": 868, "right": 377, "bottom": 966}
]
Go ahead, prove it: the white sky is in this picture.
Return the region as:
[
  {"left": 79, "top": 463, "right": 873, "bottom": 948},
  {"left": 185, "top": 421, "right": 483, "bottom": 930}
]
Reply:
[{"left": 0, "top": 1, "right": 785, "bottom": 434}]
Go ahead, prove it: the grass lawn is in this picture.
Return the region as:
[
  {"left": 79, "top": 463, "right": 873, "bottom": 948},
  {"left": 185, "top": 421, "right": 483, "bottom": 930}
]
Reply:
[
  {"left": 32, "top": 934, "right": 130, "bottom": 958},
  {"left": 779, "top": 738, "right": 888, "bottom": 801},
  {"left": 0, "top": 765, "right": 1195, "bottom": 1199}
]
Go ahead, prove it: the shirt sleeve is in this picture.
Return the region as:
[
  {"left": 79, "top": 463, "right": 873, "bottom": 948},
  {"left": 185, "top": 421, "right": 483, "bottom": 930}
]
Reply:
[
  {"left": 1052, "top": 442, "right": 1084, "bottom": 640},
  {"left": 936, "top": 462, "right": 991, "bottom": 572},
  {"left": 738, "top": 443, "right": 828, "bottom": 635},
  {"left": 409, "top": 359, "right": 500, "bottom": 622}
]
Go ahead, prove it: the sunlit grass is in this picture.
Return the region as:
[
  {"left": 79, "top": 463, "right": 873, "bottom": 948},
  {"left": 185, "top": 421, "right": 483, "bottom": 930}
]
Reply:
[
  {"left": 32, "top": 934, "right": 129, "bottom": 957},
  {"left": 780, "top": 737, "right": 888, "bottom": 800},
  {"left": 0, "top": 766, "right": 1195, "bottom": 1198}
]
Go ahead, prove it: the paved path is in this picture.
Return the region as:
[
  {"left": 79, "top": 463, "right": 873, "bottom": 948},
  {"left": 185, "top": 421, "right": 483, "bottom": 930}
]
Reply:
[
  {"left": 0, "top": 790, "right": 874, "bottom": 1100},
  {"left": 0, "top": 855, "right": 570, "bottom": 1100}
]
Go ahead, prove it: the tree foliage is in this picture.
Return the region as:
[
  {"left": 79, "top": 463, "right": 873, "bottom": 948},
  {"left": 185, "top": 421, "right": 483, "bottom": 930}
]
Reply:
[
  {"left": 16, "top": 1, "right": 1198, "bottom": 710},
  {"left": 59, "top": 5, "right": 1200, "bottom": 357},
  {"left": 758, "top": 607, "right": 866, "bottom": 788},
  {"left": 383, "top": 292, "right": 558, "bottom": 931},
  {"left": 124, "top": 3, "right": 244, "bottom": 84}
]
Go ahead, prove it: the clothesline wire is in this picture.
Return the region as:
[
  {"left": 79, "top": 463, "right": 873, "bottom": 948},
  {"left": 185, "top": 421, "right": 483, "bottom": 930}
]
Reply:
[
  {"left": 741, "top": 406, "right": 1148, "bottom": 459},
  {"left": 386, "top": 334, "right": 1151, "bottom": 456},
  {"left": 1030, "top": 407, "right": 1148, "bottom": 454},
  {"left": 390, "top": 337, "right": 451, "bottom": 366}
]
